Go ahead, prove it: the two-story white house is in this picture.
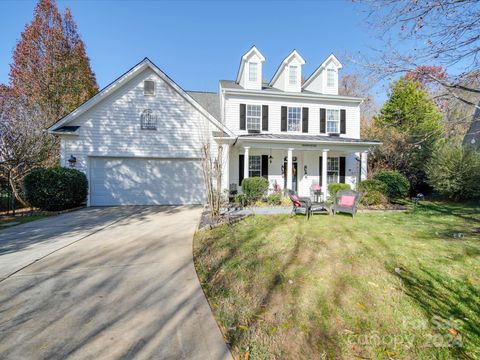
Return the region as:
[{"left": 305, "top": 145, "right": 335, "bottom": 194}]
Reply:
[{"left": 48, "top": 47, "right": 379, "bottom": 206}]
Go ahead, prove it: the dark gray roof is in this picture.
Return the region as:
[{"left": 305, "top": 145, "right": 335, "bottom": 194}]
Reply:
[
  {"left": 52, "top": 126, "right": 80, "bottom": 133},
  {"left": 187, "top": 91, "right": 220, "bottom": 121},
  {"left": 463, "top": 102, "right": 480, "bottom": 148},
  {"left": 238, "top": 133, "right": 381, "bottom": 144},
  {"left": 219, "top": 80, "right": 362, "bottom": 101}
]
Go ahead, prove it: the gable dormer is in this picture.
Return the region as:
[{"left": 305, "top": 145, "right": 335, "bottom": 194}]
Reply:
[
  {"left": 269, "top": 50, "right": 305, "bottom": 93},
  {"left": 303, "top": 54, "right": 342, "bottom": 95},
  {"left": 236, "top": 46, "right": 265, "bottom": 91}
]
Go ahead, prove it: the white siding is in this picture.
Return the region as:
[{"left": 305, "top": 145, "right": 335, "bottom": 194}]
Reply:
[
  {"left": 223, "top": 94, "right": 361, "bottom": 139},
  {"left": 60, "top": 67, "right": 213, "bottom": 173},
  {"left": 239, "top": 53, "right": 264, "bottom": 91}
]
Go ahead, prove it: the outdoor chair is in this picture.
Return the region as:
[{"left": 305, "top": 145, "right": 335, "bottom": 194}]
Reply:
[
  {"left": 332, "top": 189, "right": 362, "bottom": 218},
  {"left": 288, "top": 190, "right": 312, "bottom": 219}
]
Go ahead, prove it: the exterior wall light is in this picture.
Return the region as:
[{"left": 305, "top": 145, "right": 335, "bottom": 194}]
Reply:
[{"left": 68, "top": 155, "right": 77, "bottom": 168}]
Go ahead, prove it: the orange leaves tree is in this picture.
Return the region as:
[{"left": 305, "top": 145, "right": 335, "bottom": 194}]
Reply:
[{"left": 0, "top": 0, "right": 98, "bottom": 206}]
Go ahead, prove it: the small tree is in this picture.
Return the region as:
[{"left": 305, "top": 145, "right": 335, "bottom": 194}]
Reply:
[
  {"left": 201, "top": 142, "right": 224, "bottom": 220},
  {"left": 426, "top": 142, "right": 480, "bottom": 200}
]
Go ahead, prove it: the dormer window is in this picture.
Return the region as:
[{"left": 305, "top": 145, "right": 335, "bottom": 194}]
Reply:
[
  {"left": 289, "top": 65, "right": 298, "bottom": 85},
  {"left": 144, "top": 80, "right": 155, "bottom": 96},
  {"left": 248, "top": 62, "right": 258, "bottom": 82},
  {"left": 327, "top": 68, "right": 336, "bottom": 87}
]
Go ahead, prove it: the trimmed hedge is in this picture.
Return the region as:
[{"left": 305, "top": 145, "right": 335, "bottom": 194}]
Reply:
[
  {"left": 241, "top": 177, "right": 269, "bottom": 204},
  {"left": 358, "top": 179, "right": 388, "bottom": 195},
  {"left": 24, "top": 167, "right": 88, "bottom": 211},
  {"left": 328, "top": 183, "right": 351, "bottom": 198},
  {"left": 372, "top": 170, "right": 409, "bottom": 200}
]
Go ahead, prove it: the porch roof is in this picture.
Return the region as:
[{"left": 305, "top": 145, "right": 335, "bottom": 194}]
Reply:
[{"left": 237, "top": 133, "right": 381, "bottom": 145}]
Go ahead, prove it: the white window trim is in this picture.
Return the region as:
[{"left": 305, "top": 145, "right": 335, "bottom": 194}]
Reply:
[
  {"left": 246, "top": 104, "right": 262, "bottom": 131},
  {"left": 326, "top": 109, "right": 340, "bottom": 134},
  {"left": 287, "top": 106, "right": 302, "bottom": 133},
  {"left": 249, "top": 155, "right": 262, "bottom": 177},
  {"left": 289, "top": 65, "right": 298, "bottom": 85},
  {"left": 327, "top": 68, "right": 336, "bottom": 88},
  {"left": 327, "top": 157, "right": 339, "bottom": 184},
  {"left": 248, "top": 62, "right": 258, "bottom": 82},
  {"left": 144, "top": 80, "right": 155, "bottom": 96}
]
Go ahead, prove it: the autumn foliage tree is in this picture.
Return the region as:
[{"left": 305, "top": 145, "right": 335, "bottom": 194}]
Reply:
[{"left": 0, "top": 0, "right": 97, "bottom": 206}]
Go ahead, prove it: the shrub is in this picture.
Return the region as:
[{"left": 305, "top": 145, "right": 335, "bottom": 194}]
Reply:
[
  {"left": 24, "top": 167, "right": 88, "bottom": 211},
  {"left": 372, "top": 170, "right": 409, "bottom": 200},
  {"left": 358, "top": 179, "right": 388, "bottom": 195},
  {"left": 241, "top": 177, "right": 269, "bottom": 203},
  {"left": 266, "top": 192, "right": 282, "bottom": 206},
  {"left": 426, "top": 143, "right": 480, "bottom": 200},
  {"left": 328, "top": 183, "right": 351, "bottom": 198},
  {"left": 234, "top": 193, "right": 248, "bottom": 207},
  {"left": 361, "top": 190, "right": 389, "bottom": 207}
]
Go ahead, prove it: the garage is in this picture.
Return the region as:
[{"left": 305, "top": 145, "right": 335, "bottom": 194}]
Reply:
[{"left": 89, "top": 157, "right": 205, "bottom": 206}]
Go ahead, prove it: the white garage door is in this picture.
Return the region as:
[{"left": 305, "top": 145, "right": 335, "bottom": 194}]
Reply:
[{"left": 89, "top": 157, "right": 205, "bottom": 206}]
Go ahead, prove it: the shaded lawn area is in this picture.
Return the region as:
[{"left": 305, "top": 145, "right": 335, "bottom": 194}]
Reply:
[
  {"left": 193, "top": 202, "right": 480, "bottom": 359},
  {"left": 0, "top": 215, "right": 49, "bottom": 230}
]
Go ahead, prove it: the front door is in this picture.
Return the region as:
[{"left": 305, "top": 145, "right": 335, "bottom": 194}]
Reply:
[{"left": 283, "top": 159, "right": 298, "bottom": 192}]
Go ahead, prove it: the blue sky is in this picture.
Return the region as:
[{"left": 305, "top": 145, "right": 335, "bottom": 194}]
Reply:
[{"left": 0, "top": 0, "right": 384, "bottom": 96}]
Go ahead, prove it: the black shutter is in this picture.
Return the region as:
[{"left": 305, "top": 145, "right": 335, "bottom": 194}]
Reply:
[
  {"left": 262, "top": 105, "right": 268, "bottom": 131},
  {"left": 340, "top": 109, "right": 346, "bottom": 134},
  {"left": 261, "top": 155, "right": 269, "bottom": 179},
  {"left": 240, "top": 104, "right": 246, "bottom": 130},
  {"left": 281, "top": 106, "right": 287, "bottom": 132},
  {"left": 319, "top": 156, "right": 323, "bottom": 186},
  {"left": 320, "top": 108, "right": 326, "bottom": 133},
  {"left": 302, "top": 107, "right": 309, "bottom": 133},
  {"left": 339, "top": 156, "right": 346, "bottom": 183},
  {"left": 239, "top": 154, "right": 245, "bottom": 186}
]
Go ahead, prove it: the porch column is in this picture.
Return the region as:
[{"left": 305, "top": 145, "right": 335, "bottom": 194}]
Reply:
[
  {"left": 287, "top": 148, "right": 294, "bottom": 190},
  {"left": 221, "top": 143, "right": 230, "bottom": 191},
  {"left": 322, "top": 149, "right": 329, "bottom": 201},
  {"left": 244, "top": 146, "right": 250, "bottom": 180},
  {"left": 361, "top": 151, "right": 368, "bottom": 181}
]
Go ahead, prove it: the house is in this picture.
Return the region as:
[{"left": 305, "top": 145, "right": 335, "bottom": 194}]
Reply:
[{"left": 48, "top": 47, "right": 380, "bottom": 206}]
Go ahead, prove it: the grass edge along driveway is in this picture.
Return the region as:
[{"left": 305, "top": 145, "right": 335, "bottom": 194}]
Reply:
[{"left": 194, "top": 202, "right": 480, "bottom": 359}]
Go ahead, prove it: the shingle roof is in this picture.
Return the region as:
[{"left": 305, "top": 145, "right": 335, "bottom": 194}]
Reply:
[
  {"left": 187, "top": 91, "right": 220, "bottom": 121},
  {"left": 238, "top": 133, "right": 381, "bottom": 144}
]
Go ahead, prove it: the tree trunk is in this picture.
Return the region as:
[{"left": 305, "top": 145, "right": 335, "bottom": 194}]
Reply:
[{"left": 9, "top": 175, "right": 28, "bottom": 208}]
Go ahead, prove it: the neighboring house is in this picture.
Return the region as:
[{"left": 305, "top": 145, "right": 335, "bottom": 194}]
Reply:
[
  {"left": 48, "top": 47, "right": 379, "bottom": 206},
  {"left": 463, "top": 102, "right": 480, "bottom": 148}
]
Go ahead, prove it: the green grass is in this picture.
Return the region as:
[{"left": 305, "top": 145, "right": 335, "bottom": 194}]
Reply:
[
  {"left": 0, "top": 214, "right": 49, "bottom": 230},
  {"left": 193, "top": 202, "right": 480, "bottom": 359}
]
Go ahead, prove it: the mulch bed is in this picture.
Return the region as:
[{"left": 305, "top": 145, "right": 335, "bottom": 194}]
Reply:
[{"left": 197, "top": 209, "right": 252, "bottom": 231}]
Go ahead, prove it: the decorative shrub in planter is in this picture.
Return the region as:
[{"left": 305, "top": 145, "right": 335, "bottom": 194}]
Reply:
[
  {"left": 372, "top": 170, "right": 409, "bottom": 200},
  {"left": 241, "top": 177, "right": 269, "bottom": 204},
  {"left": 24, "top": 167, "right": 88, "bottom": 211}
]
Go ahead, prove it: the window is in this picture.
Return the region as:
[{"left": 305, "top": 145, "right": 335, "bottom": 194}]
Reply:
[
  {"left": 327, "top": 109, "right": 340, "bottom": 133},
  {"left": 249, "top": 62, "right": 258, "bottom": 82},
  {"left": 141, "top": 109, "right": 157, "bottom": 130},
  {"left": 289, "top": 65, "right": 298, "bottom": 85},
  {"left": 246, "top": 104, "right": 261, "bottom": 131},
  {"left": 327, "top": 157, "right": 339, "bottom": 184},
  {"left": 249, "top": 155, "right": 261, "bottom": 177},
  {"left": 287, "top": 107, "right": 301, "bottom": 132},
  {"left": 144, "top": 80, "right": 155, "bottom": 96},
  {"left": 327, "top": 68, "right": 335, "bottom": 87}
]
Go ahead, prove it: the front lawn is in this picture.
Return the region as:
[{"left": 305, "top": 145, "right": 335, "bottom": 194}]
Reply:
[{"left": 193, "top": 202, "right": 480, "bottom": 359}]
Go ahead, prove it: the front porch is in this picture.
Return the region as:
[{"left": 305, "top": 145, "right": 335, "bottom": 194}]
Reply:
[{"left": 217, "top": 134, "right": 379, "bottom": 201}]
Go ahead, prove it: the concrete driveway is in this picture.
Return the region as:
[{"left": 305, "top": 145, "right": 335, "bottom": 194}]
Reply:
[{"left": 0, "top": 206, "right": 231, "bottom": 360}]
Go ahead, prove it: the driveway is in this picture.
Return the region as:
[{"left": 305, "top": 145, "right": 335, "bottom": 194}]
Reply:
[{"left": 0, "top": 206, "right": 231, "bottom": 360}]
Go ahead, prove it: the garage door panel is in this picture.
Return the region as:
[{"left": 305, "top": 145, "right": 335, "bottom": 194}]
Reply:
[{"left": 89, "top": 157, "right": 205, "bottom": 206}]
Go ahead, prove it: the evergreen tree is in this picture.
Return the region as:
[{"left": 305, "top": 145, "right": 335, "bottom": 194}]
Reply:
[{"left": 369, "top": 79, "right": 444, "bottom": 192}]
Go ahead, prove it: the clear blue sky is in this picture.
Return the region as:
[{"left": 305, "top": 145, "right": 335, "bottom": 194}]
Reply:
[{"left": 0, "top": 0, "right": 382, "bottom": 95}]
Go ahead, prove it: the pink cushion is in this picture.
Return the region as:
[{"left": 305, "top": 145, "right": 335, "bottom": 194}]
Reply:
[
  {"left": 339, "top": 195, "right": 355, "bottom": 207},
  {"left": 291, "top": 194, "right": 301, "bottom": 207}
]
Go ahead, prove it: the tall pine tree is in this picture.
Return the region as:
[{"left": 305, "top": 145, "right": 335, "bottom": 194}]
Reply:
[{"left": 9, "top": 0, "right": 98, "bottom": 124}]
